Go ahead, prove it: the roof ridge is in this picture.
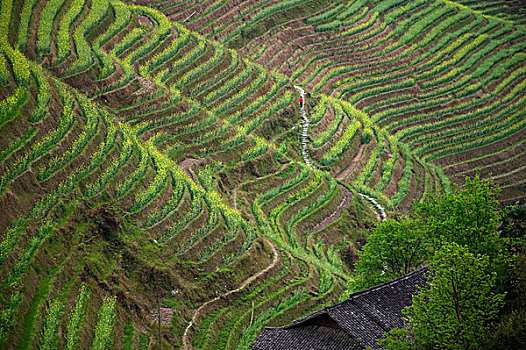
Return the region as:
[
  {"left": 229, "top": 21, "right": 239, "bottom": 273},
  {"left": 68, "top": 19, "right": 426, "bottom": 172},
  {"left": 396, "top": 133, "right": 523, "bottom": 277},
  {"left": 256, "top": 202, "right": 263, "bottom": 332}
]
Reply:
[
  {"left": 325, "top": 265, "right": 429, "bottom": 312},
  {"left": 261, "top": 266, "right": 429, "bottom": 332}
]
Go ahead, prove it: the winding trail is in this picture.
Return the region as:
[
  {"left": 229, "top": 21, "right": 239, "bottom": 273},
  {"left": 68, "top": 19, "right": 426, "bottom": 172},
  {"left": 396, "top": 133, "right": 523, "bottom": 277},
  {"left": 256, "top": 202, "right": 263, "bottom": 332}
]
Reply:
[
  {"left": 182, "top": 237, "right": 279, "bottom": 350},
  {"left": 358, "top": 193, "right": 387, "bottom": 221},
  {"left": 294, "top": 86, "right": 316, "bottom": 169},
  {"left": 294, "top": 86, "right": 387, "bottom": 222}
]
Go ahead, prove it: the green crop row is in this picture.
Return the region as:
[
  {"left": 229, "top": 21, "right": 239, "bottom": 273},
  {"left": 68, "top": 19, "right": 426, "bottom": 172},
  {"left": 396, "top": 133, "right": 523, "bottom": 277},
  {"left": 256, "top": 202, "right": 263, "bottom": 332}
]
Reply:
[
  {"left": 284, "top": 173, "right": 337, "bottom": 249},
  {"left": 337, "top": 0, "right": 367, "bottom": 21},
  {"left": 316, "top": 19, "right": 342, "bottom": 32},
  {"left": 146, "top": 177, "right": 186, "bottom": 228},
  {"left": 411, "top": 88, "right": 526, "bottom": 154},
  {"left": 180, "top": 207, "right": 219, "bottom": 256},
  {"left": 396, "top": 69, "right": 526, "bottom": 142},
  {"left": 252, "top": 166, "right": 311, "bottom": 239},
  {"left": 222, "top": 0, "right": 305, "bottom": 43},
  {"left": 393, "top": 64, "right": 525, "bottom": 132},
  {"left": 91, "top": 296, "right": 116, "bottom": 350},
  {"left": 141, "top": 23, "right": 190, "bottom": 74},
  {"left": 473, "top": 38, "right": 526, "bottom": 81},
  {"left": 0, "top": 81, "right": 75, "bottom": 194},
  {"left": 39, "top": 297, "right": 65, "bottom": 350},
  {"left": 383, "top": 0, "right": 427, "bottom": 24},
  {"left": 38, "top": 94, "right": 100, "bottom": 181},
  {"left": 0, "top": 222, "right": 54, "bottom": 294},
  {"left": 339, "top": 11, "right": 378, "bottom": 38},
  {"left": 375, "top": 135, "right": 398, "bottom": 192},
  {"left": 165, "top": 36, "right": 206, "bottom": 84},
  {"left": 133, "top": 102, "right": 200, "bottom": 135},
  {"left": 313, "top": 6, "right": 473, "bottom": 93},
  {"left": 309, "top": 95, "right": 328, "bottom": 125},
  {"left": 55, "top": 0, "right": 86, "bottom": 64},
  {"left": 391, "top": 145, "right": 413, "bottom": 206},
  {"left": 27, "top": 121, "right": 118, "bottom": 221},
  {"left": 312, "top": 101, "right": 344, "bottom": 148},
  {"left": 319, "top": 117, "right": 361, "bottom": 166},
  {"left": 240, "top": 136, "right": 270, "bottom": 163},
  {"left": 84, "top": 135, "right": 135, "bottom": 198},
  {"left": 190, "top": 49, "right": 238, "bottom": 98},
  {"left": 289, "top": 6, "right": 368, "bottom": 73},
  {"left": 115, "top": 142, "right": 150, "bottom": 198},
  {"left": 0, "top": 87, "right": 27, "bottom": 127},
  {"left": 422, "top": 104, "right": 526, "bottom": 162},
  {"left": 93, "top": 0, "right": 131, "bottom": 50},
  {"left": 16, "top": 0, "right": 39, "bottom": 50},
  {"left": 270, "top": 172, "right": 322, "bottom": 247},
  {"left": 112, "top": 27, "right": 146, "bottom": 57},
  {"left": 345, "top": 78, "right": 415, "bottom": 104},
  {"left": 243, "top": 89, "right": 292, "bottom": 134},
  {"left": 36, "top": 0, "right": 67, "bottom": 56},
  {"left": 0, "top": 128, "right": 36, "bottom": 165},
  {"left": 354, "top": 130, "right": 384, "bottom": 187},
  {"left": 28, "top": 63, "right": 51, "bottom": 123},
  {"left": 0, "top": 218, "right": 28, "bottom": 266},
  {"left": 158, "top": 194, "right": 203, "bottom": 243},
  {"left": 2, "top": 42, "right": 30, "bottom": 86},
  {"left": 306, "top": 4, "right": 343, "bottom": 24},
  {"left": 65, "top": 285, "right": 89, "bottom": 350},
  {"left": 227, "top": 72, "right": 287, "bottom": 125},
  {"left": 202, "top": 59, "right": 252, "bottom": 105},
  {"left": 176, "top": 42, "right": 224, "bottom": 89},
  {"left": 193, "top": 0, "right": 228, "bottom": 25},
  {"left": 0, "top": 292, "right": 22, "bottom": 345},
  {"left": 67, "top": 0, "right": 110, "bottom": 75},
  {"left": 0, "top": 53, "right": 8, "bottom": 83},
  {"left": 125, "top": 6, "right": 172, "bottom": 66}
]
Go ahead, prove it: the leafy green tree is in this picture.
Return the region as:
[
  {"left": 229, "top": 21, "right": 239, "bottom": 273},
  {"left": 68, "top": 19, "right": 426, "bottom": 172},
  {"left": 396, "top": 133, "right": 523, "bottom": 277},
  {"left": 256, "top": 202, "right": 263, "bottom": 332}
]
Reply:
[
  {"left": 416, "top": 174, "right": 504, "bottom": 260},
  {"left": 351, "top": 219, "right": 429, "bottom": 291},
  {"left": 381, "top": 243, "right": 505, "bottom": 350}
]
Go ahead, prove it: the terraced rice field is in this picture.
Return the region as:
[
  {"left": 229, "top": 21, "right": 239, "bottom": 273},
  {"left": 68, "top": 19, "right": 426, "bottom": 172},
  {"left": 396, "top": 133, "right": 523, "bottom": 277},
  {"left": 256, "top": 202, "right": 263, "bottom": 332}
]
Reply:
[{"left": 0, "top": 0, "right": 524, "bottom": 348}]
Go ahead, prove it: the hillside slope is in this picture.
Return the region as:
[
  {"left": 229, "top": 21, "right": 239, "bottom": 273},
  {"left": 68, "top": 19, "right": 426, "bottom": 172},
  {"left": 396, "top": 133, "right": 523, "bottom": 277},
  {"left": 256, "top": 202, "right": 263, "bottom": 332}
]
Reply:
[
  {"left": 0, "top": 0, "right": 523, "bottom": 349},
  {"left": 151, "top": 0, "right": 526, "bottom": 204}
]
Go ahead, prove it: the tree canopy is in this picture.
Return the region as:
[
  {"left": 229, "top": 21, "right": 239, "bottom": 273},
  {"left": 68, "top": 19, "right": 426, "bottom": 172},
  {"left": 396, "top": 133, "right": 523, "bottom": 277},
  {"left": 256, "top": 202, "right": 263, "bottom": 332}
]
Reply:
[
  {"left": 350, "top": 219, "right": 428, "bottom": 291},
  {"left": 381, "top": 243, "right": 505, "bottom": 350}
]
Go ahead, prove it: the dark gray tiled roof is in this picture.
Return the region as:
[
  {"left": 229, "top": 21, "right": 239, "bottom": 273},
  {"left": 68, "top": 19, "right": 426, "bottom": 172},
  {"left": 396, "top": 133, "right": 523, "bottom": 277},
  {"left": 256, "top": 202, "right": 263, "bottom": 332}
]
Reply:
[{"left": 251, "top": 267, "right": 428, "bottom": 350}]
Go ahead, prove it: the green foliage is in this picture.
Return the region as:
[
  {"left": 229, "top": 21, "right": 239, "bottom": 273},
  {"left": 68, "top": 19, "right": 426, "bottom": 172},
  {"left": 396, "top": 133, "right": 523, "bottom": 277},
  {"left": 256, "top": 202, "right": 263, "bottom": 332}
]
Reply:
[
  {"left": 361, "top": 128, "right": 373, "bottom": 144},
  {"left": 416, "top": 174, "right": 504, "bottom": 261},
  {"left": 36, "top": 0, "right": 67, "bottom": 55},
  {"left": 0, "top": 81, "right": 75, "bottom": 194},
  {"left": 65, "top": 285, "right": 89, "bottom": 350},
  {"left": 0, "top": 223, "right": 54, "bottom": 293},
  {"left": 315, "top": 19, "right": 341, "bottom": 32},
  {"left": 39, "top": 297, "right": 66, "bottom": 350},
  {"left": 352, "top": 219, "right": 428, "bottom": 292},
  {"left": 0, "top": 87, "right": 27, "bottom": 127},
  {"left": 0, "top": 292, "right": 22, "bottom": 346},
  {"left": 382, "top": 243, "right": 505, "bottom": 350},
  {"left": 38, "top": 93, "right": 100, "bottom": 181},
  {"left": 16, "top": 0, "right": 39, "bottom": 50},
  {"left": 68, "top": 0, "right": 110, "bottom": 75},
  {"left": 91, "top": 296, "right": 116, "bottom": 350},
  {"left": 29, "top": 63, "right": 51, "bottom": 123},
  {"left": 0, "top": 218, "right": 28, "bottom": 265},
  {"left": 55, "top": 0, "right": 86, "bottom": 64}
]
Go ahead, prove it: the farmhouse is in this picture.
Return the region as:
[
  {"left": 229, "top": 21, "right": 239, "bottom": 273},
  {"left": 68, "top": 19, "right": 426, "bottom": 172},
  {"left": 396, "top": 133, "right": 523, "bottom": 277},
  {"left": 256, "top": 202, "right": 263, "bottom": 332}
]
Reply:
[{"left": 250, "top": 267, "right": 428, "bottom": 350}]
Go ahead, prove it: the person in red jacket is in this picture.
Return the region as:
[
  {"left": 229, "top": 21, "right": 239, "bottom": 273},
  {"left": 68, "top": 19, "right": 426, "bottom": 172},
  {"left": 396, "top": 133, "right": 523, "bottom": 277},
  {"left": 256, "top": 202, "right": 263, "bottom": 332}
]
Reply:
[{"left": 299, "top": 97, "right": 304, "bottom": 107}]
